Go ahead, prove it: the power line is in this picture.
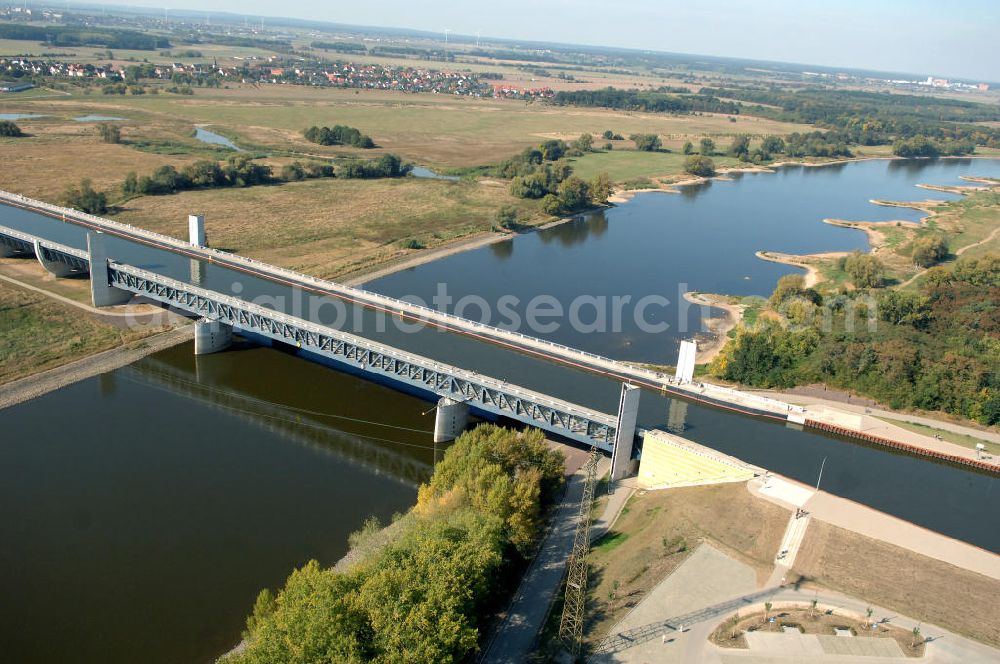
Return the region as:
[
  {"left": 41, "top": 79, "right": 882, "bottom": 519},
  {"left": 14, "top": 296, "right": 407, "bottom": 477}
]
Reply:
[
  {"left": 127, "top": 368, "right": 434, "bottom": 433},
  {"left": 559, "top": 447, "right": 601, "bottom": 657},
  {"left": 119, "top": 373, "right": 438, "bottom": 451}
]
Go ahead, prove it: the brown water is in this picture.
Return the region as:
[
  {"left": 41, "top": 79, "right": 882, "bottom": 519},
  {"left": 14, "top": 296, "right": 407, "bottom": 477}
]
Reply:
[{"left": 0, "top": 341, "right": 433, "bottom": 664}]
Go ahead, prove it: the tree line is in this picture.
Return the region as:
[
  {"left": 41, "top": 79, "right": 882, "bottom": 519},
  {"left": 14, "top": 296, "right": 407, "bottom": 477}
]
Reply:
[
  {"left": 698, "top": 85, "right": 1000, "bottom": 150},
  {"left": 713, "top": 254, "right": 999, "bottom": 425},
  {"left": 62, "top": 154, "right": 409, "bottom": 213},
  {"left": 0, "top": 24, "right": 168, "bottom": 50},
  {"left": 552, "top": 87, "right": 742, "bottom": 115},
  {"left": 223, "top": 425, "right": 566, "bottom": 664},
  {"left": 303, "top": 125, "right": 376, "bottom": 149}
]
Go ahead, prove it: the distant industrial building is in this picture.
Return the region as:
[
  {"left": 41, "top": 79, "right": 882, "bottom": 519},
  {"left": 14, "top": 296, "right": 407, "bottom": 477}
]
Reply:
[{"left": 0, "top": 81, "right": 34, "bottom": 93}]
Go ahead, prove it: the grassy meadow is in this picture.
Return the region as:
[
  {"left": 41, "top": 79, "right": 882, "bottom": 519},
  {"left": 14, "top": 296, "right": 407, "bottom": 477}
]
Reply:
[
  {"left": 113, "top": 176, "right": 545, "bottom": 278},
  {"left": 0, "top": 81, "right": 818, "bottom": 278},
  {"left": 1, "top": 84, "right": 811, "bottom": 168},
  {"left": 0, "top": 279, "right": 141, "bottom": 383}
]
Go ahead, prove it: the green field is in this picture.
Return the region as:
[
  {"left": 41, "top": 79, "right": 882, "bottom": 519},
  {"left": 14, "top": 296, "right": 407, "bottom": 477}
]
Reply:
[{"left": 0, "top": 279, "right": 130, "bottom": 383}]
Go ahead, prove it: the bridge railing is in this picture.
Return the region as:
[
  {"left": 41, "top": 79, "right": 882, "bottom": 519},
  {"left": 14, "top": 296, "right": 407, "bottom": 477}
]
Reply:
[{"left": 0, "top": 223, "right": 89, "bottom": 259}]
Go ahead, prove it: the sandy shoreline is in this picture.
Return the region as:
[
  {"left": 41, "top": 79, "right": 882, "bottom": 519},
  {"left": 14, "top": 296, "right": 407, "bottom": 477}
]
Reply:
[
  {"left": 343, "top": 230, "right": 508, "bottom": 286},
  {"left": 343, "top": 211, "right": 593, "bottom": 286},
  {"left": 681, "top": 292, "right": 746, "bottom": 364},
  {"left": 606, "top": 156, "right": 899, "bottom": 204},
  {"left": 753, "top": 250, "right": 841, "bottom": 288}
]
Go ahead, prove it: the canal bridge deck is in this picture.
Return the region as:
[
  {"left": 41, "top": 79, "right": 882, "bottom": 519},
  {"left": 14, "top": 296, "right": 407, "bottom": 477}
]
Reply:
[
  {"left": 0, "top": 190, "right": 802, "bottom": 420},
  {"left": 106, "top": 262, "right": 621, "bottom": 449}
]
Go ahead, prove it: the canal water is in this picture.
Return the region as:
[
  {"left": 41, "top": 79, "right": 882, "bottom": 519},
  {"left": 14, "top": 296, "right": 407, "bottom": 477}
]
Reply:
[{"left": 2, "top": 158, "right": 999, "bottom": 661}]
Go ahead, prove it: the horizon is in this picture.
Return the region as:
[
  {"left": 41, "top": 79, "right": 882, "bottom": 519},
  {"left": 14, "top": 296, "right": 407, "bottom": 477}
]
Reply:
[{"left": 70, "top": 0, "right": 1000, "bottom": 82}]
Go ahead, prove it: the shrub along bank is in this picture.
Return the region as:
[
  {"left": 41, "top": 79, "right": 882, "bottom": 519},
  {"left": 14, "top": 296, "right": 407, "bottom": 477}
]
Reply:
[
  {"left": 712, "top": 255, "right": 1000, "bottom": 425},
  {"left": 223, "top": 425, "right": 565, "bottom": 664}
]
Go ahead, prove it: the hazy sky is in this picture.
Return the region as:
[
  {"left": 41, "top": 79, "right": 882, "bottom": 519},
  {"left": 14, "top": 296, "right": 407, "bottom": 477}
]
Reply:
[{"left": 104, "top": 0, "right": 998, "bottom": 81}]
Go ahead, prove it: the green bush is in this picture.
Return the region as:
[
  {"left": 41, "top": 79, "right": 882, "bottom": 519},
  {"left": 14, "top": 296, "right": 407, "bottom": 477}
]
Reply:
[
  {"left": 303, "top": 124, "right": 375, "bottom": 148},
  {"left": 842, "top": 251, "right": 885, "bottom": 288},
  {"left": 227, "top": 426, "right": 565, "bottom": 664},
  {"left": 63, "top": 178, "right": 107, "bottom": 214},
  {"left": 0, "top": 120, "right": 23, "bottom": 137},
  {"left": 630, "top": 133, "right": 662, "bottom": 151},
  {"left": 684, "top": 155, "right": 716, "bottom": 177},
  {"left": 911, "top": 235, "right": 948, "bottom": 268}
]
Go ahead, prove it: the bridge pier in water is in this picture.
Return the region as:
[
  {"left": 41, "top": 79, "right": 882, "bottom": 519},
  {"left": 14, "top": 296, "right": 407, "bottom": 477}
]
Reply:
[
  {"left": 194, "top": 319, "right": 234, "bottom": 355},
  {"left": 87, "top": 232, "right": 132, "bottom": 307},
  {"left": 433, "top": 397, "right": 470, "bottom": 443}
]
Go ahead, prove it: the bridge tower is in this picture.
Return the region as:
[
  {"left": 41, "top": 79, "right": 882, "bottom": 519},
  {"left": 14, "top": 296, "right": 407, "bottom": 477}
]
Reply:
[
  {"left": 610, "top": 383, "right": 640, "bottom": 481},
  {"left": 188, "top": 214, "right": 206, "bottom": 247}
]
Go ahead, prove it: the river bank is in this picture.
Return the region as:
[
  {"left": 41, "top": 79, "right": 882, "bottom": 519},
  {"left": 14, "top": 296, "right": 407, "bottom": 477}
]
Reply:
[
  {"left": 0, "top": 325, "right": 193, "bottom": 411},
  {"left": 343, "top": 210, "right": 596, "bottom": 286},
  {"left": 751, "top": 177, "right": 1000, "bottom": 291},
  {"left": 681, "top": 291, "right": 746, "bottom": 363}
]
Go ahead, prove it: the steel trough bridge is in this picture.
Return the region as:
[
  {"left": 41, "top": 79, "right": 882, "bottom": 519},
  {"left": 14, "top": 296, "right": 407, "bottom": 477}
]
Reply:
[
  {"left": 0, "top": 222, "right": 638, "bottom": 461},
  {"left": 109, "top": 261, "right": 623, "bottom": 448}
]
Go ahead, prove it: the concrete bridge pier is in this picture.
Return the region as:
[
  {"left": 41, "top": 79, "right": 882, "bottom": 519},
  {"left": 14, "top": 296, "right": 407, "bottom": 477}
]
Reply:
[
  {"left": 194, "top": 319, "right": 233, "bottom": 355},
  {"left": 34, "top": 240, "right": 77, "bottom": 277},
  {"left": 433, "top": 397, "right": 470, "bottom": 443},
  {"left": 611, "top": 383, "right": 641, "bottom": 481},
  {"left": 87, "top": 232, "right": 132, "bottom": 307}
]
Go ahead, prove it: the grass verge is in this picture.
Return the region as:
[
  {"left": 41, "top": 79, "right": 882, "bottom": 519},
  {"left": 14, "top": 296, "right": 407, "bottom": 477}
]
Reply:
[
  {"left": 792, "top": 520, "right": 1000, "bottom": 648},
  {"left": 0, "top": 280, "right": 146, "bottom": 384}
]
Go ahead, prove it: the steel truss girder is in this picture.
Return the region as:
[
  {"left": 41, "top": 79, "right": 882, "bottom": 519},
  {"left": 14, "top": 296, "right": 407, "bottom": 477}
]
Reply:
[{"left": 107, "top": 263, "right": 617, "bottom": 448}]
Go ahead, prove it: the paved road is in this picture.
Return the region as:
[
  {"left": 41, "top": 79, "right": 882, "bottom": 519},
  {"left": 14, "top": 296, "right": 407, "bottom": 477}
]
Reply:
[
  {"left": 592, "top": 544, "right": 1000, "bottom": 664},
  {"left": 752, "top": 388, "right": 1000, "bottom": 446},
  {"left": 481, "top": 457, "right": 611, "bottom": 664}
]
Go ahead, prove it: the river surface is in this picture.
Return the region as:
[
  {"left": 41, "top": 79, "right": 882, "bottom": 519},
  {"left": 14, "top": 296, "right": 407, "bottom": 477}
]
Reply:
[
  {"left": 74, "top": 115, "right": 127, "bottom": 122},
  {"left": 370, "top": 158, "right": 1000, "bottom": 363},
  {"left": 2, "top": 158, "right": 999, "bottom": 662},
  {"left": 0, "top": 343, "right": 431, "bottom": 664},
  {"left": 410, "top": 165, "right": 460, "bottom": 181},
  {"left": 0, "top": 113, "right": 46, "bottom": 120}
]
